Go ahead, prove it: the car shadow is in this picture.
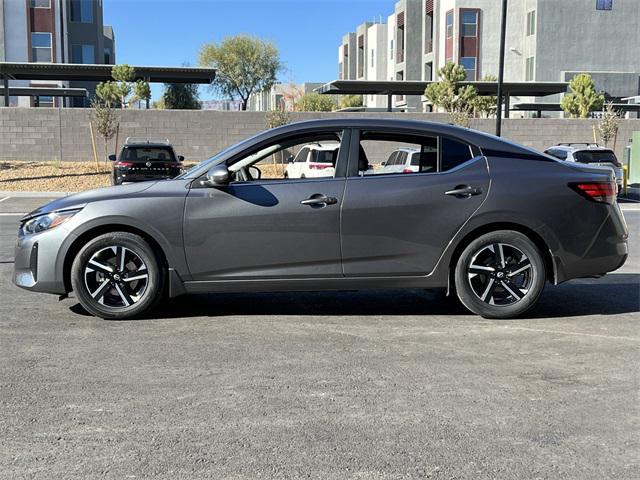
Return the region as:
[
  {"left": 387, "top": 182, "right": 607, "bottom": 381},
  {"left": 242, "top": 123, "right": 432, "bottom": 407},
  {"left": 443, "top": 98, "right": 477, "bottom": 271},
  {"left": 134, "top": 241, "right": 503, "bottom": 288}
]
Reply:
[{"left": 69, "top": 273, "right": 640, "bottom": 320}]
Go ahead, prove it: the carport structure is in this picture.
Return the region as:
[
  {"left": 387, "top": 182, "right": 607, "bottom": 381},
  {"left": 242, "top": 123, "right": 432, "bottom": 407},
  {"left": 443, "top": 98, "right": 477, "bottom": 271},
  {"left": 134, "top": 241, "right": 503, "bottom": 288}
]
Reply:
[
  {"left": 315, "top": 80, "right": 569, "bottom": 115},
  {"left": 0, "top": 62, "right": 217, "bottom": 107}
]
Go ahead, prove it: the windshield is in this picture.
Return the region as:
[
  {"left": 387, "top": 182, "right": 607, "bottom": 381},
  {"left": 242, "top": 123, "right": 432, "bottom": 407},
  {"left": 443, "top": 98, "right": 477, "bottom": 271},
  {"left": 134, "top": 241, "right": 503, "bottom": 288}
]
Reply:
[{"left": 574, "top": 150, "right": 619, "bottom": 166}]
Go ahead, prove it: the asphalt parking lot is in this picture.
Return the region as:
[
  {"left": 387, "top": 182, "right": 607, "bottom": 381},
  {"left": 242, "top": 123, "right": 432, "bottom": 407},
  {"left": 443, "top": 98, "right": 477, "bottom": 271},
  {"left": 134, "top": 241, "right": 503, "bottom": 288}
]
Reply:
[{"left": 1, "top": 194, "right": 638, "bottom": 480}]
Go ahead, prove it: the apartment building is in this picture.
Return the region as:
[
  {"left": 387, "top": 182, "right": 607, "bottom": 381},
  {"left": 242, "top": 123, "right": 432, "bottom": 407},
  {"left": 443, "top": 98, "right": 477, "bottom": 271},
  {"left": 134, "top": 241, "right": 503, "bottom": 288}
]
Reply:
[
  {"left": 0, "top": 0, "right": 115, "bottom": 107},
  {"left": 339, "top": 0, "right": 640, "bottom": 112},
  {"left": 247, "top": 82, "right": 323, "bottom": 112}
]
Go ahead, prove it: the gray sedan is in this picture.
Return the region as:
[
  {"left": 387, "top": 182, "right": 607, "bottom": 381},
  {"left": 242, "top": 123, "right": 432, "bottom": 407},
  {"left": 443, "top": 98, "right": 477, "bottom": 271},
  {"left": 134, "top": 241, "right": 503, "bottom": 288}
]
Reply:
[{"left": 14, "top": 119, "right": 628, "bottom": 319}]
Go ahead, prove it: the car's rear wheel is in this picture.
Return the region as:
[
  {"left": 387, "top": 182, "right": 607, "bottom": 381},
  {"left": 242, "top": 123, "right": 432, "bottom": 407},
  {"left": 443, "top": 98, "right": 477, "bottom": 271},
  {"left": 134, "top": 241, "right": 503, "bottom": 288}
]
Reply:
[
  {"left": 70, "top": 232, "right": 164, "bottom": 320},
  {"left": 454, "top": 230, "right": 546, "bottom": 319}
]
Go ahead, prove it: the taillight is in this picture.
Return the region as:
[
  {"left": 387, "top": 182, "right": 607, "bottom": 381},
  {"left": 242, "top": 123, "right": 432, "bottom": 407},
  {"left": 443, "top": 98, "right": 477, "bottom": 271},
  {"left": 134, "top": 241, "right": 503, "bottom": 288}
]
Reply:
[
  {"left": 309, "top": 163, "right": 332, "bottom": 170},
  {"left": 570, "top": 182, "right": 616, "bottom": 204},
  {"left": 116, "top": 161, "right": 133, "bottom": 167},
  {"left": 402, "top": 168, "right": 413, "bottom": 173}
]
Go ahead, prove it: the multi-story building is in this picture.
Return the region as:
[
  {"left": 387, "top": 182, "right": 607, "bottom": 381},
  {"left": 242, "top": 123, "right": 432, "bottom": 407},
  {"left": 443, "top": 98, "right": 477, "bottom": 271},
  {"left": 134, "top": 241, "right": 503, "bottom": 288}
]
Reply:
[
  {"left": 340, "top": 0, "right": 640, "bottom": 113},
  {"left": 0, "top": 0, "right": 115, "bottom": 107},
  {"left": 247, "top": 82, "right": 324, "bottom": 112}
]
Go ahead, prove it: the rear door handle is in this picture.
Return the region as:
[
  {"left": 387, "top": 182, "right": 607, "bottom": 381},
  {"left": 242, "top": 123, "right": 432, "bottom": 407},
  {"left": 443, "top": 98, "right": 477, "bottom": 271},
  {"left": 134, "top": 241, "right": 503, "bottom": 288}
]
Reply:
[
  {"left": 445, "top": 185, "right": 483, "bottom": 198},
  {"left": 300, "top": 194, "right": 338, "bottom": 206}
]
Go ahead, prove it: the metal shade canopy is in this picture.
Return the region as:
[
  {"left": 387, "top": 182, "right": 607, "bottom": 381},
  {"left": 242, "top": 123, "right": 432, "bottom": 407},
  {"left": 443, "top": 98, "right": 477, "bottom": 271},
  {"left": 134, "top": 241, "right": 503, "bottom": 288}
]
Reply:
[
  {"left": 0, "top": 86, "right": 88, "bottom": 97},
  {"left": 316, "top": 79, "right": 569, "bottom": 97},
  {"left": 0, "top": 62, "right": 216, "bottom": 84}
]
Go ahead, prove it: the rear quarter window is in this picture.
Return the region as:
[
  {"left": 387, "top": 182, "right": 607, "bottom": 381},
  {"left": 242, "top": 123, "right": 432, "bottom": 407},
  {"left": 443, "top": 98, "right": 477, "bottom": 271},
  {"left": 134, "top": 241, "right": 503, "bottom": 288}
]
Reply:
[{"left": 441, "top": 138, "right": 473, "bottom": 171}]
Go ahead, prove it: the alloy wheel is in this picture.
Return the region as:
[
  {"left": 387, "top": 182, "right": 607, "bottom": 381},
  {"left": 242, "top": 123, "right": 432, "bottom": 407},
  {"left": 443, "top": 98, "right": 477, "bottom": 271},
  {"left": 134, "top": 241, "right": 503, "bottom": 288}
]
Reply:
[
  {"left": 84, "top": 246, "right": 149, "bottom": 308},
  {"left": 467, "top": 243, "right": 533, "bottom": 306}
]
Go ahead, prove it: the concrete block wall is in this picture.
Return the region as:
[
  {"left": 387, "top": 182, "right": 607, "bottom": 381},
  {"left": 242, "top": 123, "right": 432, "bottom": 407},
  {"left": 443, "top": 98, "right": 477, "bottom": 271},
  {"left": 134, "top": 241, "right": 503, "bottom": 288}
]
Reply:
[{"left": 0, "top": 108, "right": 638, "bottom": 163}]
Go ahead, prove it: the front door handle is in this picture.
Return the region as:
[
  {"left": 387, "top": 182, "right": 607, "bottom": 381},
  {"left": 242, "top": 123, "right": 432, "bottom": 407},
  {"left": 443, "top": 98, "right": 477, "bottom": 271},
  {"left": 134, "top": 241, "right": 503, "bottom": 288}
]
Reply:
[
  {"left": 445, "top": 185, "right": 483, "bottom": 198},
  {"left": 300, "top": 194, "right": 338, "bottom": 206}
]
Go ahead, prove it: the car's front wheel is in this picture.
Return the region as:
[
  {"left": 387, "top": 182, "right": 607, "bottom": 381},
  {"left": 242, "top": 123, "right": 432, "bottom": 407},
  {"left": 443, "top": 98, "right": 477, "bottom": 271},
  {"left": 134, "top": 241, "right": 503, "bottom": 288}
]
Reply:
[
  {"left": 454, "top": 230, "right": 546, "bottom": 319},
  {"left": 70, "top": 232, "right": 164, "bottom": 319}
]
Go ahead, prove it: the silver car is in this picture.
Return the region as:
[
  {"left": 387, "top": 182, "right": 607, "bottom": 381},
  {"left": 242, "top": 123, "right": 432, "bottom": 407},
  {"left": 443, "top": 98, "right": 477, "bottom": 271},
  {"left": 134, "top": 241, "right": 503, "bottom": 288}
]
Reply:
[
  {"left": 14, "top": 119, "right": 628, "bottom": 320},
  {"left": 544, "top": 143, "right": 624, "bottom": 192}
]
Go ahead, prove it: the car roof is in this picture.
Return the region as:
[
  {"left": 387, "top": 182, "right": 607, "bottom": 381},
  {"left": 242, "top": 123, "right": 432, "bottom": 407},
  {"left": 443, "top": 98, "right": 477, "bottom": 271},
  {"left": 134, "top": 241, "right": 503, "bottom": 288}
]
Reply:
[
  {"left": 306, "top": 142, "right": 339, "bottom": 151},
  {"left": 550, "top": 143, "right": 612, "bottom": 152},
  {"left": 393, "top": 147, "right": 419, "bottom": 154},
  {"left": 123, "top": 143, "right": 174, "bottom": 149}
]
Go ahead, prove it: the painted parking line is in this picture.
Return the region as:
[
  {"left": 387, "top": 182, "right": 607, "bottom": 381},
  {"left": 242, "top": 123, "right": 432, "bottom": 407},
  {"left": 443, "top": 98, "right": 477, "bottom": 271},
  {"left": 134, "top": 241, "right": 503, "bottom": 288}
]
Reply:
[
  {"left": 0, "top": 197, "right": 10, "bottom": 203},
  {"left": 0, "top": 213, "right": 25, "bottom": 216}
]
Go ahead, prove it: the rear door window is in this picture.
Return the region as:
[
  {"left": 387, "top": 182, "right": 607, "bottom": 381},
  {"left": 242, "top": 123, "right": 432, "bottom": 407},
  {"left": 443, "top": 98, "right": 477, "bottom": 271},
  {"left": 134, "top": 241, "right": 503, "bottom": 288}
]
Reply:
[{"left": 441, "top": 137, "right": 473, "bottom": 171}]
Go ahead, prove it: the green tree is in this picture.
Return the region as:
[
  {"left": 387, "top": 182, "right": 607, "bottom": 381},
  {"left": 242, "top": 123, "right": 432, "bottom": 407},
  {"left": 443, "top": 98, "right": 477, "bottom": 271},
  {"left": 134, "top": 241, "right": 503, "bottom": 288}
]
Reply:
[
  {"left": 95, "top": 64, "right": 150, "bottom": 108},
  {"left": 296, "top": 92, "right": 336, "bottom": 112},
  {"left": 340, "top": 94, "right": 363, "bottom": 109},
  {"left": 561, "top": 73, "right": 605, "bottom": 118},
  {"left": 162, "top": 83, "right": 201, "bottom": 109},
  {"left": 425, "top": 63, "right": 477, "bottom": 126},
  {"left": 471, "top": 74, "right": 498, "bottom": 118},
  {"left": 199, "top": 35, "right": 282, "bottom": 111}
]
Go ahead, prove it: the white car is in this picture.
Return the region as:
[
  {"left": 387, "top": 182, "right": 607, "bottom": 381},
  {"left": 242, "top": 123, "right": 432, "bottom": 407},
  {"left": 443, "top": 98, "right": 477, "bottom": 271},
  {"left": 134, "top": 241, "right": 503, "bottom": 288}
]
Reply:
[
  {"left": 544, "top": 143, "right": 624, "bottom": 192},
  {"left": 284, "top": 143, "right": 339, "bottom": 179},
  {"left": 377, "top": 147, "right": 438, "bottom": 174}
]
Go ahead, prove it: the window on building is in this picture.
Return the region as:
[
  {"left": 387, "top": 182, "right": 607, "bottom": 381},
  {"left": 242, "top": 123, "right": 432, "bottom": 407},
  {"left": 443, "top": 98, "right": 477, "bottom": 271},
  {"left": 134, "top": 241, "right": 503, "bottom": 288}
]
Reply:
[
  {"left": 425, "top": 62, "right": 433, "bottom": 81},
  {"left": 460, "top": 57, "right": 476, "bottom": 80},
  {"left": 104, "top": 48, "right": 112, "bottom": 64},
  {"left": 31, "top": 33, "right": 52, "bottom": 62},
  {"left": 371, "top": 49, "right": 375, "bottom": 68},
  {"left": 397, "top": 13, "right": 405, "bottom": 63},
  {"left": 396, "top": 70, "right": 404, "bottom": 102},
  {"left": 72, "top": 44, "right": 95, "bottom": 64},
  {"left": 31, "top": 0, "right": 51, "bottom": 8},
  {"left": 446, "top": 11, "right": 454, "bottom": 38},
  {"left": 462, "top": 11, "right": 478, "bottom": 37},
  {"left": 390, "top": 39, "right": 394, "bottom": 60},
  {"left": 70, "top": 0, "right": 93, "bottom": 23},
  {"left": 526, "top": 10, "right": 536, "bottom": 36},
  {"left": 357, "top": 35, "right": 365, "bottom": 77},
  {"left": 338, "top": 62, "right": 343, "bottom": 80},
  {"left": 35, "top": 95, "right": 54, "bottom": 107},
  {"left": 425, "top": 11, "right": 434, "bottom": 53},
  {"left": 525, "top": 56, "right": 535, "bottom": 81}
]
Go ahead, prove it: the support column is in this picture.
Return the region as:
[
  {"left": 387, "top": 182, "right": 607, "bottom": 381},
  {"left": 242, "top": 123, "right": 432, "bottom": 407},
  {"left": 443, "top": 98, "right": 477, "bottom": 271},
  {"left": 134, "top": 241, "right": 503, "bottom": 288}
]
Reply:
[
  {"left": 3, "top": 74, "right": 9, "bottom": 107},
  {"left": 504, "top": 93, "right": 510, "bottom": 119},
  {"left": 387, "top": 92, "right": 392, "bottom": 112}
]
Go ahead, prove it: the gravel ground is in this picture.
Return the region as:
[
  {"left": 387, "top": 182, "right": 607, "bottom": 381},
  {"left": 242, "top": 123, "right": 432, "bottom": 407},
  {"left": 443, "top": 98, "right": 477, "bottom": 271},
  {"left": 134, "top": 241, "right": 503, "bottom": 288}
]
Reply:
[
  {"left": 0, "top": 161, "right": 287, "bottom": 192},
  {"left": 0, "top": 199, "right": 638, "bottom": 480}
]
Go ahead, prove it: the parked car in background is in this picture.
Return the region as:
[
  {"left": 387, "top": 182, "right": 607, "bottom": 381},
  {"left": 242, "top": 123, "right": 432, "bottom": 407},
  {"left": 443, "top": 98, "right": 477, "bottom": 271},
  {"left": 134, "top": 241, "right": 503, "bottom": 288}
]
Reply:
[
  {"left": 284, "top": 142, "right": 339, "bottom": 179},
  {"left": 109, "top": 138, "right": 184, "bottom": 185},
  {"left": 378, "top": 147, "right": 438, "bottom": 174},
  {"left": 15, "top": 119, "right": 627, "bottom": 320},
  {"left": 544, "top": 143, "right": 623, "bottom": 192}
]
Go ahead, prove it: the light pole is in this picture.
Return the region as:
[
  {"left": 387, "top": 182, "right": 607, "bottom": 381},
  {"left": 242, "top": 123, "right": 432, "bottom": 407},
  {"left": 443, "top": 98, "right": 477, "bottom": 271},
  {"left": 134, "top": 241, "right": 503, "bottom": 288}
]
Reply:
[{"left": 495, "top": 0, "right": 508, "bottom": 136}]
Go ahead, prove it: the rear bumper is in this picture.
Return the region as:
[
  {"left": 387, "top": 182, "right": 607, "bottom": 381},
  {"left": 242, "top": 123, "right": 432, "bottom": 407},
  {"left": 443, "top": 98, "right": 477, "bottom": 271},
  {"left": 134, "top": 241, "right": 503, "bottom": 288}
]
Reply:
[{"left": 554, "top": 204, "right": 628, "bottom": 282}]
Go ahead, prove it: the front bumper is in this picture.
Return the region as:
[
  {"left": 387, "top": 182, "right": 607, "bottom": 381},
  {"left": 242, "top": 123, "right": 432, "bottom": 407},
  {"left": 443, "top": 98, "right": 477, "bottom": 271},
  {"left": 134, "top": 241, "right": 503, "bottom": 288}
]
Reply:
[{"left": 14, "top": 227, "right": 75, "bottom": 295}]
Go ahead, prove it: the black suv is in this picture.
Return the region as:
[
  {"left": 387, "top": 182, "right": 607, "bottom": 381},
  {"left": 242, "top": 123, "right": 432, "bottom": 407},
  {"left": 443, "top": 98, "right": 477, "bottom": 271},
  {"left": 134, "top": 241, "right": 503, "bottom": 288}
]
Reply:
[{"left": 109, "top": 138, "right": 184, "bottom": 185}]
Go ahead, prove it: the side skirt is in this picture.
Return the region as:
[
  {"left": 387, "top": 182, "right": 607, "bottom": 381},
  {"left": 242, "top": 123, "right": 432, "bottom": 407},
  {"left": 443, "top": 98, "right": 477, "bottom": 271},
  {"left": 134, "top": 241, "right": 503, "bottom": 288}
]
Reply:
[{"left": 179, "top": 275, "right": 447, "bottom": 295}]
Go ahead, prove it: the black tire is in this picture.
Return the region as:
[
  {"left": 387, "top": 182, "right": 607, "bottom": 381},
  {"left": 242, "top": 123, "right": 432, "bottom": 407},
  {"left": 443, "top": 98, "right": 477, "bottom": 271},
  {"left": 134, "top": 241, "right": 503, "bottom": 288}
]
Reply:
[
  {"left": 70, "top": 232, "right": 164, "bottom": 320},
  {"left": 301, "top": 174, "right": 306, "bottom": 179},
  {"left": 454, "top": 230, "right": 546, "bottom": 319}
]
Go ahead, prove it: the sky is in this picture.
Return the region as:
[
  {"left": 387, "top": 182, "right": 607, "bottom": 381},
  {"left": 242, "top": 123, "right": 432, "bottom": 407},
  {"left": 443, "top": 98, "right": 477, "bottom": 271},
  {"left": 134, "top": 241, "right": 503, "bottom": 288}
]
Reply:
[{"left": 103, "top": 0, "right": 393, "bottom": 102}]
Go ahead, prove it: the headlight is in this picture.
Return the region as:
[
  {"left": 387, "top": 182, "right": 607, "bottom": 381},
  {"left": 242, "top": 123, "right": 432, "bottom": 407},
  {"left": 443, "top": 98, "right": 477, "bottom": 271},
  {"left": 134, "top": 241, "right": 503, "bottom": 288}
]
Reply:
[{"left": 20, "top": 209, "right": 81, "bottom": 235}]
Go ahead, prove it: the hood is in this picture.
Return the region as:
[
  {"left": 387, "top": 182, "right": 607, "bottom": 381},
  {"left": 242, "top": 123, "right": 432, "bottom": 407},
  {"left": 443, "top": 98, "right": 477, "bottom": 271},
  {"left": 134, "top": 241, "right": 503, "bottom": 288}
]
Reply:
[{"left": 23, "top": 182, "right": 157, "bottom": 221}]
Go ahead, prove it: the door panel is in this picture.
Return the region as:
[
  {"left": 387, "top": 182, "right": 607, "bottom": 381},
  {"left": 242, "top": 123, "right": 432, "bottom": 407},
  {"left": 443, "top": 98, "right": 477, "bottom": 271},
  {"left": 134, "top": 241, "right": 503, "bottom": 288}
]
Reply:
[
  {"left": 341, "top": 158, "right": 490, "bottom": 276},
  {"left": 184, "top": 179, "right": 345, "bottom": 280}
]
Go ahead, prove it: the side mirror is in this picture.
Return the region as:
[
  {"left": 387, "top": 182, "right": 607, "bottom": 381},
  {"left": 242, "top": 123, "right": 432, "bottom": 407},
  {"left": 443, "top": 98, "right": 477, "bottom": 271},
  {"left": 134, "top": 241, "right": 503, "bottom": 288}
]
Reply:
[
  {"left": 108, "top": 154, "right": 117, "bottom": 161},
  {"left": 206, "top": 164, "right": 230, "bottom": 186},
  {"left": 287, "top": 155, "right": 294, "bottom": 163},
  {"left": 178, "top": 155, "right": 185, "bottom": 162},
  {"left": 381, "top": 162, "right": 386, "bottom": 166},
  {"left": 249, "top": 166, "right": 262, "bottom": 180}
]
